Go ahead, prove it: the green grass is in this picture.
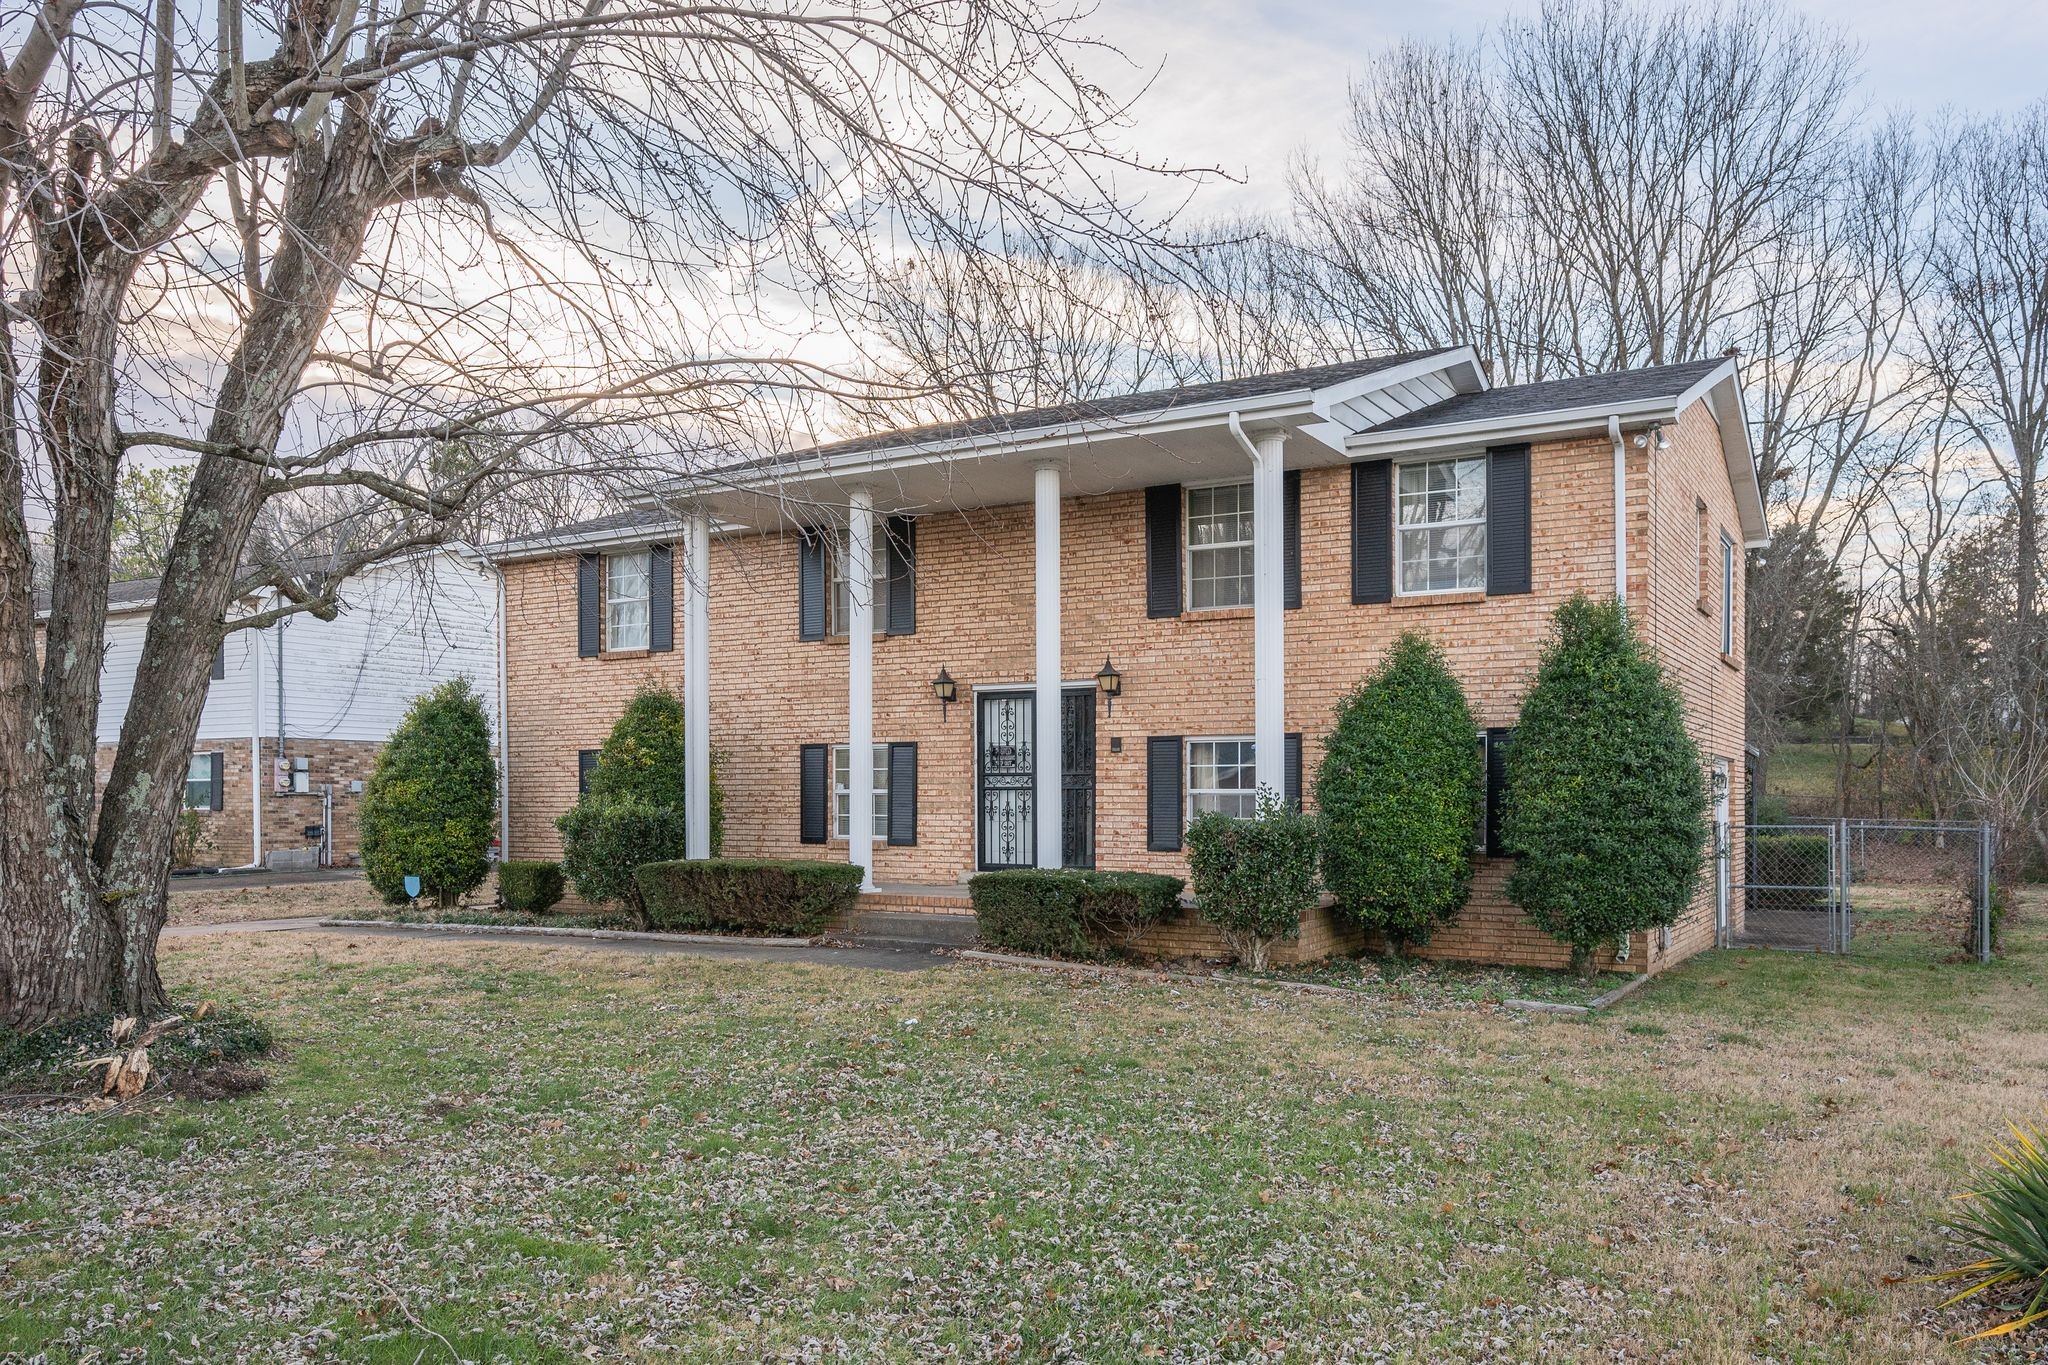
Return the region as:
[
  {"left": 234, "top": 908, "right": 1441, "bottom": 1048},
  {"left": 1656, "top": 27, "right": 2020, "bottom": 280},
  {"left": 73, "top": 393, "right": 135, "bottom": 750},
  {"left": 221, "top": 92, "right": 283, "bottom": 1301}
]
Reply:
[
  {"left": 326, "top": 904, "right": 634, "bottom": 930},
  {"left": 6, "top": 896, "right": 2047, "bottom": 1360}
]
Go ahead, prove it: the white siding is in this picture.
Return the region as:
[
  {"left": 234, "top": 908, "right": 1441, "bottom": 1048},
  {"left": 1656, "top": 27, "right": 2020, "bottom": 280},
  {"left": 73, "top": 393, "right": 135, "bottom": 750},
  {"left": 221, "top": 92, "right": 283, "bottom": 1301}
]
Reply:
[
  {"left": 268, "top": 552, "right": 500, "bottom": 743},
  {"left": 92, "top": 549, "right": 500, "bottom": 746}
]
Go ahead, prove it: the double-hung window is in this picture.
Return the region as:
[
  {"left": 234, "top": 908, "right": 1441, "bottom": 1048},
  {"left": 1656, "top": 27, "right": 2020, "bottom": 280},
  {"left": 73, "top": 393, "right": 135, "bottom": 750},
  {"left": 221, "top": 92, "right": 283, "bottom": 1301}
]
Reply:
[
  {"left": 833, "top": 743, "right": 889, "bottom": 839},
  {"left": 604, "top": 550, "right": 651, "bottom": 651},
  {"left": 1188, "top": 737, "right": 1256, "bottom": 820},
  {"left": 1395, "top": 457, "right": 1487, "bottom": 594},
  {"left": 1186, "top": 482, "right": 1254, "bottom": 610},
  {"left": 183, "top": 754, "right": 214, "bottom": 810},
  {"left": 1720, "top": 532, "right": 1735, "bottom": 655},
  {"left": 827, "top": 529, "right": 890, "bottom": 637}
]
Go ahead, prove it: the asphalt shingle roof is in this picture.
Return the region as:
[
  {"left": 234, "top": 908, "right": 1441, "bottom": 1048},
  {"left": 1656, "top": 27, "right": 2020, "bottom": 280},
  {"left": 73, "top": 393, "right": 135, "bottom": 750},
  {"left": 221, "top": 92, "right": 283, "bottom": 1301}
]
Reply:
[{"left": 1367, "top": 357, "right": 1729, "bottom": 433}]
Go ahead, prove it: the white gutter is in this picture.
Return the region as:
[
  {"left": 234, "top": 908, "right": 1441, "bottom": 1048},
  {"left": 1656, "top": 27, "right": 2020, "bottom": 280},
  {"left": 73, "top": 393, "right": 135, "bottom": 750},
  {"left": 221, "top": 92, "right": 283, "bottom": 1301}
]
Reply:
[{"left": 1608, "top": 415, "right": 1628, "bottom": 603}]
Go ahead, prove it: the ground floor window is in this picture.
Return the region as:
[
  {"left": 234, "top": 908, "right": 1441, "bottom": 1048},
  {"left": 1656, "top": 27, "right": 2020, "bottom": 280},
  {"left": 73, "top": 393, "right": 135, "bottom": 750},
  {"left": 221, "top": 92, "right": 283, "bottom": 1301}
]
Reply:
[
  {"left": 183, "top": 754, "right": 214, "bottom": 810},
  {"left": 833, "top": 743, "right": 889, "bottom": 839},
  {"left": 1187, "top": 737, "right": 1256, "bottom": 820}
]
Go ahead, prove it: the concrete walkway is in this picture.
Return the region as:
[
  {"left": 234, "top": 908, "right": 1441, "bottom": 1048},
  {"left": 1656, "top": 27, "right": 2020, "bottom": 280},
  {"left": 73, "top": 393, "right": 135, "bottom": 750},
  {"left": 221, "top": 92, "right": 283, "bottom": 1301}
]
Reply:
[{"left": 160, "top": 916, "right": 955, "bottom": 973}]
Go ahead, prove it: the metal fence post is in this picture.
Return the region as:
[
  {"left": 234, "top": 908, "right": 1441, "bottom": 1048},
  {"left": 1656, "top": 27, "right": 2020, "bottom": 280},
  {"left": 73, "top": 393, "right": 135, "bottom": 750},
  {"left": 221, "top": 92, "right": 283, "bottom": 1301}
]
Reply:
[
  {"left": 1979, "top": 824, "right": 1994, "bottom": 965},
  {"left": 1836, "top": 818, "right": 1852, "bottom": 954}
]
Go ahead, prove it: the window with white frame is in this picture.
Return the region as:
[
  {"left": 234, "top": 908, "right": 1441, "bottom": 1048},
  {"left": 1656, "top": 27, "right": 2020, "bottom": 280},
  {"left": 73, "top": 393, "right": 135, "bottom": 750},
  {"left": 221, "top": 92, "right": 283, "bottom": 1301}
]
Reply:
[
  {"left": 604, "top": 550, "right": 651, "bottom": 651},
  {"left": 1396, "top": 457, "right": 1488, "bottom": 594},
  {"left": 1188, "top": 737, "right": 1257, "bottom": 820},
  {"left": 1720, "top": 532, "right": 1735, "bottom": 655},
  {"left": 1186, "top": 482, "right": 1255, "bottom": 610},
  {"left": 183, "top": 754, "right": 214, "bottom": 810},
  {"left": 833, "top": 743, "right": 890, "bottom": 839},
  {"left": 827, "top": 528, "right": 890, "bottom": 637}
]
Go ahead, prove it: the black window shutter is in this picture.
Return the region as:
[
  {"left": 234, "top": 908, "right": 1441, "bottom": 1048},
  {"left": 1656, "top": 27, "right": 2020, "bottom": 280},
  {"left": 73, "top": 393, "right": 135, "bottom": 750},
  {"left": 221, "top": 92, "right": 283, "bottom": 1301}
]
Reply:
[
  {"left": 1486, "top": 444, "right": 1532, "bottom": 596},
  {"left": 884, "top": 516, "right": 917, "bottom": 636},
  {"left": 1284, "top": 732, "right": 1303, "bottom": 811},
  {"left": 886, "top": 742, "right": 917, "bottom": 846},
  {"left": 1351, "top": 461, "right": 1392, "bottom": 604},
  {"left": 576, "top": 553, "right": 602, "bottom": 656},
  {"left": 1144, "top": 484, "right": 1182, "bottom": 619},
  {"left": 210, "top": 642, "right": 225, "bottom": 680},
  {"left": 799, "top": 743, "right": 830, "bottom": 844},
  {"left": 208, "top": 752, "right": 224, "bottom": 811},
  {"left": 1485, "top": 726, "right": 1513, "bottom": 856},
  {"left": 1146, "top": 736, "right": 1184, "bottom": 852},
  {"left": 648, "top": 543, "right": 674, "bottom": 652},
  {"left": 797, "top": 531, "right": 827, "bottom": 641},
  {"left": 578, "top": 749, "right": 599, "bottom": 796},
  {"left": 1283, "top": 470, "right": 1302, "bottom": 610}
]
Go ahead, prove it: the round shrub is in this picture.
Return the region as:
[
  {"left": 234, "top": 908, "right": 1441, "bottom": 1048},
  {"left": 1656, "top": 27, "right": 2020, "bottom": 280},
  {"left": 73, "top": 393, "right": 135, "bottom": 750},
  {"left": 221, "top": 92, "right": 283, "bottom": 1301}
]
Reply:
[
  {"left": 1502, "top": 594, "right": 1709, "bottom": 974},
  {"left": 585, "top": 686, "right": 723, "bottom": 849},
  {"left": 498, "top": 859, "right": 566, "bottom": 914},
  {"left": 557, "top": 797, "right": 683, "bottom": 927},
  {"left": 359, "top": 677, "right": 497, "bottom": 907},
  {"left": 1315, "top": 632, "right": 1482, "bottom": 950},
  {"left": 1185, "top": 793, "right": 1320, "bottom": 972}
]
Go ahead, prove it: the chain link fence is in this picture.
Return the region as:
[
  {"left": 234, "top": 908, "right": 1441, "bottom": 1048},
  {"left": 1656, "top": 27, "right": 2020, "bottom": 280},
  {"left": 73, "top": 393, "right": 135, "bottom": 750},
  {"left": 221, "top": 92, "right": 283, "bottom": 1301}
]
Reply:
[{"left": 1730, "top": 818, "right": 1993, "bottom": 963}]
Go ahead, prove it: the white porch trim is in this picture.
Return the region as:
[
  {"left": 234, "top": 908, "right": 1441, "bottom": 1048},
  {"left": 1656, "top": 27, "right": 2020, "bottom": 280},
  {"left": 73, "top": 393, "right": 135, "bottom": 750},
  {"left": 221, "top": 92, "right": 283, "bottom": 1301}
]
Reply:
[
  {"left": 682, "top": 505, "right": 713, "bottom": 860},
  {"left": 847, "top": 488, "right": 876, "bottom": 889},
  {"left": 1033, "top": 462, "right": 1063, "bottom": 869}
]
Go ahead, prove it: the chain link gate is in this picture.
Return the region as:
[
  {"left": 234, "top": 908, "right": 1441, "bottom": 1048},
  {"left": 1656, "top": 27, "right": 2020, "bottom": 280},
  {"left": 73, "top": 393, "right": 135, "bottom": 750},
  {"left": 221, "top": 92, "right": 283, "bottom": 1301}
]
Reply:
[{"left": 1729, "top": 818, "right": 1994, "bottom": 963}]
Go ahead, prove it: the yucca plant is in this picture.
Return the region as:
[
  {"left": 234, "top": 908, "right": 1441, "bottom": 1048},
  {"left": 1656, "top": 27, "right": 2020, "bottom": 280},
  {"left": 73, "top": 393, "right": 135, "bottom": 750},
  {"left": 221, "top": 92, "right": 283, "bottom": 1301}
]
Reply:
[{"left": 1930, "top": 1118, "right": 2048, "bottom": 1340}]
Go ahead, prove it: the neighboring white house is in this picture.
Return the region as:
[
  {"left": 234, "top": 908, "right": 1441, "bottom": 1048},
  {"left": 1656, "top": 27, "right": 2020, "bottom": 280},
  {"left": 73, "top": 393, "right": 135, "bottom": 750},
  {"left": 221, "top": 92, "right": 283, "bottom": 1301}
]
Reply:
[{"left": 71, "top": 547, "right": 502, "bottom": 871}]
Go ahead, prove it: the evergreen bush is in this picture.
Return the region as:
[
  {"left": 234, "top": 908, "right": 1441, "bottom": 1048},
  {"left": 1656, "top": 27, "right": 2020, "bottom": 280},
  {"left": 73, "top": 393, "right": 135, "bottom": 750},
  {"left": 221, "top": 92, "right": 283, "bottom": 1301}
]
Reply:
[
  {"left": 967, "top": 869, "right": 1185, "bottom": 958},
  {"left": 1315, "top": 632, "right": 1482, "bottom": 949},
  {"left": 584, "top": 686, "right": 723, "bottom": 847},
  {"left": 1502, "top": 594, "right": 1709, "bottom": 974},
  {"left": 498, "top": 860, "right": 566, "bottom": 914},
  {"left": 635, "top": 858, "right": 865, "bottom": 935},
  {"left": 359, "top": 677, "right": 497, "bottom": 907},
  {"left": 1185, "top": 793, "right": 1320, "bottom": 971},
  {"left": 557, "top": 797, "right": 683, "bottom": 927}
]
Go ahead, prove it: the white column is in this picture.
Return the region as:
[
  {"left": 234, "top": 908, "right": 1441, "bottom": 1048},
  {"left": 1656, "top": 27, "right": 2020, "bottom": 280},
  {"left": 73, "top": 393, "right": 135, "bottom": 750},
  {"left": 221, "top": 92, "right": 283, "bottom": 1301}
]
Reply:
[
  {"left": 847, "top": 486, "right": 876, "bottom": 889},
  {"left": 1033, "top": 461, "right": 1063, "bottom": 869},
  {"left": 682, "top": 505, "right": 713, "bottom": 861},
  {"left": 1252, "top": 431, "right": 1287, "bottom": 800}
]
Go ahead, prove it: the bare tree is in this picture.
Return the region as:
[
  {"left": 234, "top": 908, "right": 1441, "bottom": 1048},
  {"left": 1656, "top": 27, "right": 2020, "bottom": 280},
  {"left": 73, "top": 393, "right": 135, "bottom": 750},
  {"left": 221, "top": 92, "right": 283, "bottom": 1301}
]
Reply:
[{"left": 0, "top": 0, "right": 1190, "bottom": 1028}]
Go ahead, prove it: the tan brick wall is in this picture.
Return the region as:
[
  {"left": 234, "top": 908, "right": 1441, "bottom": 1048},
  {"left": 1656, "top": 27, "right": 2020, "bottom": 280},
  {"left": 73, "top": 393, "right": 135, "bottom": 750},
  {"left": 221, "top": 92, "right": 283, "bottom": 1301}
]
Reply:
[
  {"left": 101, "top": 736, "right": 386, "bottom": 868},
  {"left": 505, "top": 411, "right": 1746, "bottom": 974}
]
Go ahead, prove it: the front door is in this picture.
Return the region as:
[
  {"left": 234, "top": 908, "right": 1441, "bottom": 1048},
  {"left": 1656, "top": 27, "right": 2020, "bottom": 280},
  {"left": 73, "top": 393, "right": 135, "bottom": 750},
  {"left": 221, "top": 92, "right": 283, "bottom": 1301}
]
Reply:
[{"left": 975, "top": 689, "right": 1096, "bottom": 871}]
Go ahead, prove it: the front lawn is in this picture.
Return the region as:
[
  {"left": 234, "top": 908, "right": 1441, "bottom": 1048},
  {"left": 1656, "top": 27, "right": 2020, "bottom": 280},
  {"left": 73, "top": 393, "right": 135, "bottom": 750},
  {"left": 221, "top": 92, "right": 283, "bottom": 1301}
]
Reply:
[{"left": 5, "top": 894, "right": 2045, "bottom": 1361}]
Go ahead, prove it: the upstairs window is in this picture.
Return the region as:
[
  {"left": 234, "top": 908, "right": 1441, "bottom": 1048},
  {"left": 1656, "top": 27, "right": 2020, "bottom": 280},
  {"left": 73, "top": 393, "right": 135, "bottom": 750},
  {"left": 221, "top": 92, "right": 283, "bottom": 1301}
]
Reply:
[
  {"left": 826, "top": 529, "right": 890, "bottom": 637},
  {"left": 1396, "top": 457, "right": 1487, "bottom": 594},
  {"left": 605, "top": 550, "right": 651, "bottom": 651},
  {"left": 1720, "top": 532, "right": 1736, "bottom": 655},
  {"left": 1187, "top": 482, "right": 1254, "bottom": 609}
]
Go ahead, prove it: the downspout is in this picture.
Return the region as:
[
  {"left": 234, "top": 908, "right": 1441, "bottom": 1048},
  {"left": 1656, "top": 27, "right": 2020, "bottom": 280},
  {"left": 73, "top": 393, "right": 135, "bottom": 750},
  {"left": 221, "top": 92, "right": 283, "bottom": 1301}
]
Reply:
[
  {"left": 247, "top": 626, "right": 264, "bottom": 869},
  {"left": 1608, "top": 415, "right": 1628, "bottom": 605},
  {"left": 482, "top": 555, "right": 512, "bottom": 862}
]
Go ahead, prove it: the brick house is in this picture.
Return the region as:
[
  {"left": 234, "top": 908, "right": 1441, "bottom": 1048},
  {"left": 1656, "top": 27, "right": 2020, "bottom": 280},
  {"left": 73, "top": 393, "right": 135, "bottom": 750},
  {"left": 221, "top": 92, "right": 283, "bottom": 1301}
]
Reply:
[
  {"left": 48, "top": 548, "right": 502, "bottom": 871},
  {"left": 489, "top": 348, "right": 1765, "bottom": 972}
]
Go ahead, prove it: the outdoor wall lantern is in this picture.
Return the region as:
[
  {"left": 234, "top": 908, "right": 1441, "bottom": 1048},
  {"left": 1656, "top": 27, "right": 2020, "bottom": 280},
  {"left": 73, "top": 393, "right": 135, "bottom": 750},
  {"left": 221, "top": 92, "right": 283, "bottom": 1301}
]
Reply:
[
  {"left": 1095, "top": 656, "right": 1122, "bottom": 716},
  {"left": 931, "top": 667, "right": 958, "bottom": 721}
]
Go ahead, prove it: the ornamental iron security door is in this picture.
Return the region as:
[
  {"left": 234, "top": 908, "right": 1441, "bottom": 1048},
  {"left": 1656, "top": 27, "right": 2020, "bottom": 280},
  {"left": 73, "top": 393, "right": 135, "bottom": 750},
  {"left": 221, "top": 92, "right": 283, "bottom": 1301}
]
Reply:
[{"left": 975, "top": 688, "right": 1096, "bottom": 871}]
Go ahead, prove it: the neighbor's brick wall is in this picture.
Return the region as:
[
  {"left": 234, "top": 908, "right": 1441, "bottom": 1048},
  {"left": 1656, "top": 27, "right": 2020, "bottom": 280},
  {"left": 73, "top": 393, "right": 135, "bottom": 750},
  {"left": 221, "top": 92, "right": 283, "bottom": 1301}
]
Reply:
[
  {"left": 504, "top": 412, "right": 1746, "bottom": 974},
  {"left": 96, "top": 735, "right": 385, "bottom": 868}
]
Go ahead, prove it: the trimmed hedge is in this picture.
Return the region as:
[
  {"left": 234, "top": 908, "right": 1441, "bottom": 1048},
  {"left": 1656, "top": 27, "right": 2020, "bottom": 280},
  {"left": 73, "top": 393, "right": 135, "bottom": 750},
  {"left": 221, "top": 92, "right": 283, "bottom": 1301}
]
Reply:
[
  {"left": 498, "top": 860, "right": 566, "bottom": 914},
  {"left": 968, "top": 869, "right": 1185, "bottom": 958},
  {"left": 559, "top": 797, "right": 683, "bottom": 926},
  {"left": 360, "top": 677, "right": 497, "bottom": 907},
  {"left": 1186, "top": 793, "right": 1321, "bottom": 971},
  {"left": 635, "top": 858, "right": 864, "bottom": 935}
]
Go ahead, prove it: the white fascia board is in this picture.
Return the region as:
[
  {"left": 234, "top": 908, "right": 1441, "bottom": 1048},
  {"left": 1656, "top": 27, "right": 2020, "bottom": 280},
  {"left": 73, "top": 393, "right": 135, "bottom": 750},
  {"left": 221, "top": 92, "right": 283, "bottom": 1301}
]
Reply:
[
  {"left": 1344, "top": 395, "right": 1682, "bottom": 457},
  {"left": 1703, "top": 374, "right": 1770, "bottom": 548}
]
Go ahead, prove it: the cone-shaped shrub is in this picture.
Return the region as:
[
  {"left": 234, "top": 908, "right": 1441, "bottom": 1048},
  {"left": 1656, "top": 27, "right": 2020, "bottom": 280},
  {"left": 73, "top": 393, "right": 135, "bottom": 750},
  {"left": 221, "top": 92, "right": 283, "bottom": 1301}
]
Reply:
[
  {"left": 558, "top": 686, "right": 721, "bottom": 923},
  {"left": 360, "top": 677, "right": 497, "bottom": 907},
  {"left": 1314, "top": 632, "right": 1482, "bottom": 950},
  {"left": 1503, "top": 594, "right": 1708, "bottom": 974}
]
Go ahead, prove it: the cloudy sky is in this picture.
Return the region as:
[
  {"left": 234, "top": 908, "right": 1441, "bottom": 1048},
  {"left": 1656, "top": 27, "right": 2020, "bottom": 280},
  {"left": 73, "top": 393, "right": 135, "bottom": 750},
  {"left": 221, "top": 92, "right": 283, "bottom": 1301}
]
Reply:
[{"left": 1082, "top": 0, "right": 2048, "bottom": 218}]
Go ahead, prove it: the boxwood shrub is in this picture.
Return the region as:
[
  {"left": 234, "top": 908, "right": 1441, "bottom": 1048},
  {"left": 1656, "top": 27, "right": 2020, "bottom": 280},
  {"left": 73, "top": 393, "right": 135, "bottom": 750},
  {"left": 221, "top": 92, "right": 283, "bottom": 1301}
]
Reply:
[
  {"left": 1186, "top": 793, "right": 1321, "bottom": 971},
  {"left": 968, "top": 869, "right": 1185, "bottom": 958},
  {"left": 498, "top": 860, "right": 566, "bottom": 914},
  {"left": 634, "top": 858, "right": 864, "bottom": 935}
]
